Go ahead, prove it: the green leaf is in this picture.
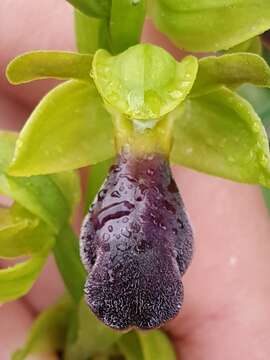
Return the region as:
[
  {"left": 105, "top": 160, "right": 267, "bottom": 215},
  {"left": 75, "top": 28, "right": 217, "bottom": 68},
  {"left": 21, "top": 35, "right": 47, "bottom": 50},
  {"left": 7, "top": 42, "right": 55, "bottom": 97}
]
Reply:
[
  {"left": 137, "top": 330, "right": 176, "bottom": 360},
  {"left": 6, "top": 51, "right": 92, "bottom": 84},
  {"left": 66, "top": 0, "right": 110, "bottom": 18},
  {"left": 8, "top": 80, "right": 114, "bottom": 176},
  {"left": 0, "top": 204, "right": 54, "bottom": 258},
  {"left": 12, "top": 297, "right": 73, "bottom": 360},
  {"left": 65, "top": 300, "right": 122, "bottom": 359},
  {"left": 75, "top": 10, "right": 110, "bottom": 54},
  {"left": 93, "top": 44, "right": 198, "bottom": 119},
  {"left": 262, "top": 186, "right": 270, "bottom": 212},
  {"left": 0, "top": 132, "right": 72, "bottom": 232},
  {"left": 191, "top": 53, "right": 270, "bottom": 97},
  {"left": 225, "top": 36, "right": 262, "bottom": 55},
  {"left": 0, "top": 248, "right": 50, "bottom": 303},
  {"left": 54, "top": 225, "right": 86, "bottom": 303},
  {"left": 118, "top": 332, "right": 144, "bottom": 360},
  {"left": 110, "top": 0, "right": 146, "bottom": 54},
  {"left": 150, "top": 0, "right": 270, "bottom": 52},
  {"left": 85, "top": 158, "right": 114, "bottom": 212},
  {"left": 171, "top": 87, "right": 270, "bottom": 188}
]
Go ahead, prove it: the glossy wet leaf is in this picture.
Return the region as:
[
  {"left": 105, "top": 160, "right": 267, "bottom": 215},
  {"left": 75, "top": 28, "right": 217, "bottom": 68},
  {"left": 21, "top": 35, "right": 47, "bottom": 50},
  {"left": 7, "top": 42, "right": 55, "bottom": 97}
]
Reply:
[
  {"left": 67, "top": 0, "right": 110, "bottom": 18},
  {"left": 93, "top": 44, "right": 198, "bottom": 119},
  {"left": 64, "top": 300, "right": 122, "bottom": 359},
  {"left": 110, "top": 0, "right": 145, "bottom": 54},
  {"left": 75, "top": 10, "right": 110, "bottom": 54},
  {"left": 171, "top": 87, "right": 270, "bottom": 188},
  {"left": 0, "top": 204, "right": 54, "bottom": 258},
  {"left": 150, "top": 0, "right": 270, "bottom": 52},
  {"left": 0, "top": 248, "right": 50, "bottom": 303},
  {"left": 191, "top": 53, "right": 270, "bottom": 97},
  {"left": 117, "top": 332, "right": 144, "bottom": 360},
  {"left": 6, "top": 51, "right": 92, "bottom": 84},
  {"left": 54, "top": 225, "right": 86, "bottom": 303},
  {"left": 12, "top": 297, "right": 73, "bottom": 360},
  {"left": 0, "top": 132, "right": 74, "bottom": 232},
  {"left": 137, "top": 330, "right": 176, "bottom": 360},
  {"left": 8, "top": 80, "right": 114, "bottom": 176}
]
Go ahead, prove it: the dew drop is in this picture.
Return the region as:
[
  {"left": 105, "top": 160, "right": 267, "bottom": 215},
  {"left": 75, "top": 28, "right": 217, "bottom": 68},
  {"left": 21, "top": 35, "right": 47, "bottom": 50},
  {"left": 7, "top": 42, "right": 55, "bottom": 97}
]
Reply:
[
  {"left": 103, "top": 233, "right": 110, "bottom": 241},
  {"left": 111, "top": 190, "right": 121, "bottom": 198},
  {"left": 121, "top": 228, "right": 131, "bottom": 238},
  {"left": 108, "top": 225, "right": 113, "bottom": 232}
]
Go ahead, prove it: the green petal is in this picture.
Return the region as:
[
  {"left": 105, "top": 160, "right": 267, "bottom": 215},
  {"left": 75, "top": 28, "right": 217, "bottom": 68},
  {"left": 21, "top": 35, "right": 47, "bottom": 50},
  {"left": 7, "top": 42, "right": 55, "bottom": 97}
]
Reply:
[
  {"left": 0, "top": 248, "right": 50, "bottom": 303},
  {"left": 137, "top": 330, "right": 176, "bottom": 360},
  {"left": 0, "top": 204, "right": 54, "bottom": 258},
  {"left": 6, "top": 51, "right": 92, "bottom": 84},
  {"left": 0, "top": 132, "right": 75, "bottom": 232},
  {"left": 191, "top": 53, "right": 270, "bottom": 97},
  {"left": 150, "top": 0, "right": 270, "bottom": 52},
  {"left": 65, "top": 300, "right": 122, "bottom": 359},
  {"left": 171, "top": 87, "right": 270, "bottom": 187},
  {"left": 92, "top": 44, "right": 198, "bottom": 119},
  {"left": 66, "top": 0, "right": 110, "bottom": 18},
  {"left": 12, "top": 297, "right": 73, "bottom": 360},
  {"left": 54, "top": 226, "right": 86, "bottom": 303},
  {"left": 8, "top": 80, "right": 114, "bottom": 176},
  {"left": 118, "top": 332, "right": 144, "bottom": 360}
]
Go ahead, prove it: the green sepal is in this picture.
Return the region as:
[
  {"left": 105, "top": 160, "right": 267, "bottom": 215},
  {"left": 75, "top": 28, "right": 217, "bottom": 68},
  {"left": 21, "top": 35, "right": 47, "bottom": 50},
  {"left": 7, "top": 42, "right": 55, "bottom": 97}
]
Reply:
[
  {"left": 225, "top": 36, "right": 262, "bottom": 55},
  {"left": 150, "top": 0, "right": 270, "bottom": 52},
  {"left": 0, "top": 131, "right": 77, "bottom": 232},
  {"left": 8, "top": 81, "right": 114, "bottom": 176},
  {"left": 93, "top": 44, "right": 198, "bottom": 119},
  {"left": 171, "top": 87, "right": 270, "bottom": 188},
  {"left": 191, "top": 53, "right": 270, "bottom": 97},
  {"left": 6, "top": 51, "right": 92, "bottom": 84},
  {"left": 0, "top": 245, "right": 52, "bottom": 303},
  {"left": 0, "top": 204, "right": 53, "bottom": 258},
  {"left": 12, "top": 297, "right": 74, "bottom": 360}
]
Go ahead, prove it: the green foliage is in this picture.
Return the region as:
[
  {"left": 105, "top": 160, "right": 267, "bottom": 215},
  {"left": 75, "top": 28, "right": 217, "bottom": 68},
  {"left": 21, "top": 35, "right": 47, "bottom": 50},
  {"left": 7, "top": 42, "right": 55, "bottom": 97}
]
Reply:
[
  {"left": 64, "top": 300, "right": 122, "bottom": 359},
  {"left": 149, "top": 0, "right": 270, "bottom": 52},
  {"left": 137, "top": 330, "right": 176, "bottom": 360},
  {"left": 192, "top": 53, "right": 270, "bottom": 97},
  {"left": 225, "top": 36, "right": 262, "bottom": 55},
  {"left": 171, "top": 87, "right": 270, "bottom": 187},
  {"left": 8, "top": 81, "right": 114, "bottom": 176},
  {"left": 54, "top": 225, "right": 86, "bottom": 303},
  {"left": 12, "top": 297, "right": 73, "bottom": 360},
  {"left": 93, "top": 44, "right": 198, "bottom": 119},
  {"left": 6, "top": 51, "right": 92, "bottom": 84}
]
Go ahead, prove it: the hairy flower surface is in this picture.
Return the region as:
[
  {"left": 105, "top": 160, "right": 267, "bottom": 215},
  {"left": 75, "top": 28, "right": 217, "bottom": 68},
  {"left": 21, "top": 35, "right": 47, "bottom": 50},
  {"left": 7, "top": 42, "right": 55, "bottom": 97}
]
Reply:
[{"left": 80, "top": 150, "right": 193, "bottom": 329}]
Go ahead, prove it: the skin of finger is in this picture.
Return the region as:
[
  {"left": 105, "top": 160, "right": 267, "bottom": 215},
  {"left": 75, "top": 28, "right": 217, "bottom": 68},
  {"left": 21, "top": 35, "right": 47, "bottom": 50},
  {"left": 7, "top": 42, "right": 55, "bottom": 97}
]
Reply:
[
  {"left": 0, "top": 301, "right": 58, "bottom": 360},
  {"left": 1, "top": 1, "right": 270, "bottom": 359}
]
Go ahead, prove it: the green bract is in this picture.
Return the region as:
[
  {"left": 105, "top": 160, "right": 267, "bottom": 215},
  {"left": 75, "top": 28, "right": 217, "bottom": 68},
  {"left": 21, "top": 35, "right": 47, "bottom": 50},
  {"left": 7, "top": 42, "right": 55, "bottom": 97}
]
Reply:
[
  {"left": 6, "top": 51, "right": 92, "bottom": 84},
  {"left": 8, "top": 80, "right": 114, "bottom": 176},
  {"left": 192, "top": 53, "right": 270, "bottom": 97},
  {"left": 149, "top": 0, "right": 270, "bottom": 52},
  {"left": 92, "top": 44, "right": 198, "bottom": 119},
  {"left": 171, "top": 87, "right": 270, "bottom": 187}
]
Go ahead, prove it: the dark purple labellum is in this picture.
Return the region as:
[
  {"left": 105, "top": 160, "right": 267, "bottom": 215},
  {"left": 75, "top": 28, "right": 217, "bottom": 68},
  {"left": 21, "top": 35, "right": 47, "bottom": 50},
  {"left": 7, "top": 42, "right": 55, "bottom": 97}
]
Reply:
[{"left": 80, "top": 151, "right": 193, "bottom": 330}]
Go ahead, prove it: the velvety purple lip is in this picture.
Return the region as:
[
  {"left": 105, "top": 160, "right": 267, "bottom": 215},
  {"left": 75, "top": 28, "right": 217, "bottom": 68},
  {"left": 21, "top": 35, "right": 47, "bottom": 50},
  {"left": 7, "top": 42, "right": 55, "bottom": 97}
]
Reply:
[{"left": 80, "top": 151, "right": 193, "bottom": 330}]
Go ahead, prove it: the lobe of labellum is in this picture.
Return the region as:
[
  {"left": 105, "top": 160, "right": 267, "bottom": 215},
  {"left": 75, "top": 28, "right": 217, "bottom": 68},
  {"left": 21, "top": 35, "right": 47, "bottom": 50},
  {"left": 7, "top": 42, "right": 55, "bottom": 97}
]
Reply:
[{"left": 80, "top": 151, "right": 193, "bottom": 330}]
